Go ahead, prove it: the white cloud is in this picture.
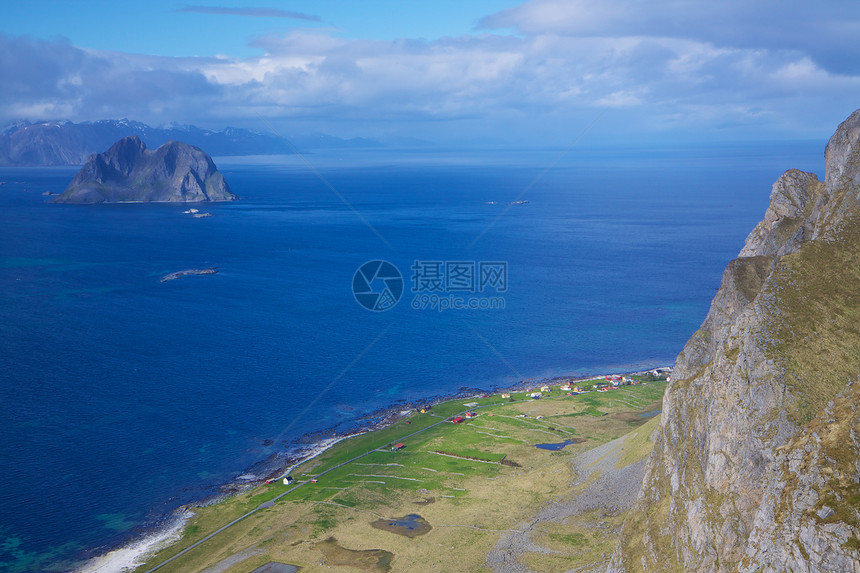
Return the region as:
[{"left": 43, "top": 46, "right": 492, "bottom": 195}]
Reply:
[
  {"left": 770, "top": 58, "right": 824, "bottom": 83},
  {"left": 202, "top": 56, "right": 321, "bottom": 85},
  {"left": 479, "top": 0, "right": 860, "bottom": 74},
  {"left": 596, "top": 89, "right": 646, "bottom": 108},
  {"left": 2, "top": 2, "right": 860, "bottom": 146}
]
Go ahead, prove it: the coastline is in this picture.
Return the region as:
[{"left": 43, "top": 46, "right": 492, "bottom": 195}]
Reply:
[
  {"left": 75, "top": 365, "right": 671, "bottom": 573},
  {"left": 71, "top": 412, "right": 413, "bottom": 573},
  {"left": 76, "top": 510, "right": 192, "bottom": 573}
]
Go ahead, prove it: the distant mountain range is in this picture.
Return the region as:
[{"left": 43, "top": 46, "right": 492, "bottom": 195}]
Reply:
[{"left": 0, "top": 119, "right": 386, "bottom": 166}]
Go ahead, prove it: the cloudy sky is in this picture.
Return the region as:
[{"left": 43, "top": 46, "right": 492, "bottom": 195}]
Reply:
[{"left": 2, "top": 0, "right": 859, "bottom": 146}]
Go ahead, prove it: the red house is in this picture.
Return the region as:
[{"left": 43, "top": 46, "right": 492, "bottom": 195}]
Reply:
[{"left": 452, "top": 416, "right": 464, "bottom": 424}]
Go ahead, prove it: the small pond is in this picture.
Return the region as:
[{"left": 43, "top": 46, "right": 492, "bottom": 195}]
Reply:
[
  {"left": 371, "top": 513, "right": 432, "bottom": 538},
  {"left": 534, "top": 438, "right": 585, "bottom": 451}
]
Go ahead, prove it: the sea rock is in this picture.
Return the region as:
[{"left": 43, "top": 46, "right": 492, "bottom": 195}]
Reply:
[
  {"left": 52, "top": 136, "right": 236, "bottom": 203},
  {"left": 609, "top": 110, "right": 860, "bottom": 571}
]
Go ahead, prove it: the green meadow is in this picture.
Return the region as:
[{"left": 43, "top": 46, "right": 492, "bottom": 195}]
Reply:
[{"left": 139, "top": 378, "right": 667, "bottom": 573}]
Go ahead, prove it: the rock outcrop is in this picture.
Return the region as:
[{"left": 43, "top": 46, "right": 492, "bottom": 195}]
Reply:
[
  {"left": 610, "top": 110, "right": 860, "bottom": 572},
  {"left": 52, "top": 136, "right": 236, "bottom": 203}
]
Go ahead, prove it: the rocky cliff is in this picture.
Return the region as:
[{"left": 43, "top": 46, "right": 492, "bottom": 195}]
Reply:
[
  {"left": 610, "top": 111, "right": 860, "bottom": 572},
  {"left": 52, "top": 136, "right": 236, "bottom": 203}
]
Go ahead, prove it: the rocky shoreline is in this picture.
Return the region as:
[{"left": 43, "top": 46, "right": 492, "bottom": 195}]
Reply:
[{"left": 75, "top": 365, "right": 671, "bottom": 572}]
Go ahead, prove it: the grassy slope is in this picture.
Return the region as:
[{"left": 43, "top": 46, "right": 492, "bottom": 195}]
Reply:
[
  {"left": 137, "top": 381, "right": 666, "bottom": 573},
  {"left": 766, "top": 216, "right": 860, "bottom": 422}
]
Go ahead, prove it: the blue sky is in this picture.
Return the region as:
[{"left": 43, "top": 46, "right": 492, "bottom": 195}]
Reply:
[
  {"left": 2, "top": 1, "right": 860, "bottom": 146},
  {"left": 1, "top": 1, "right": 524, "bottom": 58}
]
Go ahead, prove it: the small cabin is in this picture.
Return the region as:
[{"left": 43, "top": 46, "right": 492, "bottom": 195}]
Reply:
[
  {"left": 392, "top": 442, "right": 406, "bottom": 451},
  {"left": 283, "top": 476, "right": 293, "bottom": 485},
  {"left": 452, "top": 416, "right": 465, "bottom": 424}
]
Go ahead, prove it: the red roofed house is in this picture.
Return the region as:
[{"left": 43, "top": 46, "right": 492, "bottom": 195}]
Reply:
[{"left": 452, "top": 416, "right": 465, "bottom": 424}]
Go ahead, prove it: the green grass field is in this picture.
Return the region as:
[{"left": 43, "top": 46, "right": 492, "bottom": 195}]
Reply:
[{"left": 137, "top": 379, "right": 667, "bottom": 573}]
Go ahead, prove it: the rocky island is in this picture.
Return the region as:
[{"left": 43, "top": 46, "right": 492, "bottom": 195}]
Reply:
[
  {"left": 159, "top": 268, "right": 218, "bottom": 283},
  {"left": 51, "top": 135, "right": 236, "bottom": 204}
]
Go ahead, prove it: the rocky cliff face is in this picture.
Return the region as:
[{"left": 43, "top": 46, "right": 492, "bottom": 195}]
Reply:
[
  {"left": 52, "top": 136, "right": 236, "bottom": 203},
  {"left": 610, "top": 111, "right": 860, "bottom": 572}
]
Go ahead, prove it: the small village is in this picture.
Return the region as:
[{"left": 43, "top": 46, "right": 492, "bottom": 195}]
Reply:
[{"left": 507, "top": 367, "right": 672, "bottom": 401}]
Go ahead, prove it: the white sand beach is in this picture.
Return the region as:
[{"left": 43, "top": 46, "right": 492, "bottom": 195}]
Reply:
[{"left": 76, "top": 510, "right": 192, "bottom": 573}]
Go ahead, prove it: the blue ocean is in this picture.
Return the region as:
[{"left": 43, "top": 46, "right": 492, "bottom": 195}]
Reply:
[{"left": 0, "top": 144, "right": 821, "bottom": 571}]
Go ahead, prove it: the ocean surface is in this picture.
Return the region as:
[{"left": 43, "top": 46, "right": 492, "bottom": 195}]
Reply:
[{"left": 0, "top": 144, "right": 822, "bottom": 571}]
